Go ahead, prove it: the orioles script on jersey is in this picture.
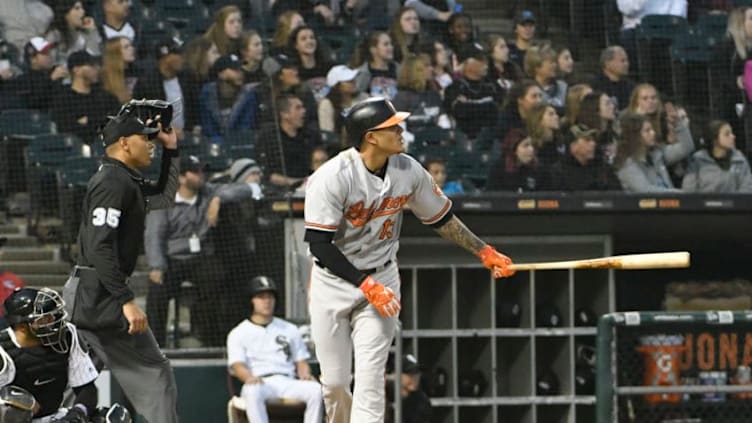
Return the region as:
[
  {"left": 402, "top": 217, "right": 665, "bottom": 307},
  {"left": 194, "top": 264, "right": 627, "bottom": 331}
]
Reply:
[{"left": 344, "top": 195, "right": 410, "bottom": 227}]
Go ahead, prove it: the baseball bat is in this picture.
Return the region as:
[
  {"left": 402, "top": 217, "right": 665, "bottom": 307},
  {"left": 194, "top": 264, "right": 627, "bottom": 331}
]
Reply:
[{"left": 508, "top": 251, "right": 690, "bottom": 271}]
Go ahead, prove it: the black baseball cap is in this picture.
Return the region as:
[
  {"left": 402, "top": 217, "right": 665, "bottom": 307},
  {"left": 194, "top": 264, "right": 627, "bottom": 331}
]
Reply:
[
  {"left": 456, "top": 42, "right": 486, "bottom": 63},
  {"left": 67, "top": 50, "right": 100, "bottom": 69},
  {"left": 100, "top": 115, "right": 159, "bottom": 146},
  {"left": 514, "top": 9, "right": 536, "bottom": 25},
  {"left": 180, "top": 155, "right": 205, "bottom": 174},
  {"left": 211, "top": 54, "right": 243, "bottom": 76},
  {"left": 568, "top": 124, "right": 598, "bottom": 143},
  {"left": 154, "top": 36, "right": 183, "bottom": 59},
  {"left": 402, "top": 354, "right": 421, "bottom": 374}
]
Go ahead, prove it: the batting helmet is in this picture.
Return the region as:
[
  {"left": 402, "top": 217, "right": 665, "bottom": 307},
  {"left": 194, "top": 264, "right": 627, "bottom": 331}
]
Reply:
[
  {"left": 344, "top": 97, "right": 410, "bottom": 149},
  {"left": 4, "top": 288, "right": 69, "bottom": 353},
  {"left": 247, "top": 276, "right": 278, "bottom": 298},
  {"left": 0, "top": 385, "right": 35, "bottom": 423}
]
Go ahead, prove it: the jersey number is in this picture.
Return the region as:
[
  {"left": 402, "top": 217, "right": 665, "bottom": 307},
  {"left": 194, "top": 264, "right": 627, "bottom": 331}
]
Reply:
[
  {"left": 379, "top": 218, "right": 394, "bottom": 240},
  {"left": 92, "top": 207, "right": 121, "bottom": 228}
]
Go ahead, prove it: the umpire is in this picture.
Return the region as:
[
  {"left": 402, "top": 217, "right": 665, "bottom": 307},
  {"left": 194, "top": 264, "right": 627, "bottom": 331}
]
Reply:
[{"left": 62, "top": 100, "right": 180, "bottom": 423}]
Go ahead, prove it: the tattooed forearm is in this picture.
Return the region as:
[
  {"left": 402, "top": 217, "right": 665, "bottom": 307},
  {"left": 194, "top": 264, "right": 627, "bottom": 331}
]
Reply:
[{"left": 433, "top": 216, "right": 486, "bottom": 255}]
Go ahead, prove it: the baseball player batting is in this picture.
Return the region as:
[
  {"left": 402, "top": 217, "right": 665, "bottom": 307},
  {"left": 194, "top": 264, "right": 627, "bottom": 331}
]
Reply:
[{"left": 304, "top": 97, "right": 515, "bottom": 422}]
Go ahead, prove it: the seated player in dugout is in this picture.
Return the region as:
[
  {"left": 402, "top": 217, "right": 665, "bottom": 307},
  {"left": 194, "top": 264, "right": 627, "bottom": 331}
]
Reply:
[
  {"left": 0, "top": 288, "right": 98, "bottom": 423},
  {"left": 303, "top": 97, "right": 515, "bottom": 422}
]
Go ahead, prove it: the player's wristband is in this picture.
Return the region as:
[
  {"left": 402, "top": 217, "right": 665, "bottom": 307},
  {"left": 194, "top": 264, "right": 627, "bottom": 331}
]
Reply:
[{"left": 359, "top": 276, "right": 376, "bottom": 293}]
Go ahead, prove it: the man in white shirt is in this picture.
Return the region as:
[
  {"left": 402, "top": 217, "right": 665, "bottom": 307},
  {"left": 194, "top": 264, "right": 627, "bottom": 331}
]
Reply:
[
  {"left": 227, "top": 276, "right": 323, "bottom": 423},
  {"left": 617, "top": 0, "right": 688, "bottom": 69}
]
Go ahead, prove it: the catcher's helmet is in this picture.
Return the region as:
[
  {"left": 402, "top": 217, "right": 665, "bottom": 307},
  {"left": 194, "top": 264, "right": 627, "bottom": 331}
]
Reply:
[
  {"left": 247, "top": 276, "right": 278, "bottom": 298},
  {"left": 4, "top": 288, "right": 69, "bottom": 353},
  {"left": 344, "top": 97, "right": 410, "bottom": 149},
  {"left": 0, "top": 385, "right": 35, "bottom": 423}
]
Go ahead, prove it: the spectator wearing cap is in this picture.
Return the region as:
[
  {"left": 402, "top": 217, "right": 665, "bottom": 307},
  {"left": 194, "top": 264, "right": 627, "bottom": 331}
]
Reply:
[
  {"left": 443, "top": 42, "right": 503, "bottom": 139},
  {"left": 44, "top": 0, "right": 102, "bottom": 66},
  {"left": 144, "top": 154, "right": 225, "bottom": 347},
  {"left": 214, "top": 158, "right": 265, "bottom": 203},
  {"left": 350, "top": 31, "right": 399, "bottom": 100},
  {"left": 524, "top": 44, "right": 567, "bottom": 112},
  {"left": 486, "top": 128, "right": 549, "bottom": 192},
  {"left": 99, "top": 0, "right": 137, "bottom": 43},
  {"left": 288, "top": 25, "right": 333, "bottom": 102},
  {"left": 549, "top": 124, "right": 621, "bottom": 191},
  {"left": 257, "top": 94, "right": 320, "bottom": 190},
  {"left": 393, "top": 54, "right": 446, "bottom": 131},
  {"left": 386, "top": 354, "right": 433, "bottom": 423},
  {"left": 254, "top": 53, "right": 319, "bottom": 131},
  {"left": 13, "top": 37, "right": 68, "bottom": 110},
  {"left": 318, "top": 65, "right": 367, "bottom": 135},
  {"left": 508, "top": 10, "right": 537, "bottom": 70},
  {"left": 0, "top": 0, "right": 53, "bottom": 58},
  {"left": 51, "top": 50, "right": 119, "bottom": 144},
  {"left": 132, "top": 37, "right": 189, "bottom": 137},
  {"left": 590, "top": 46, "right": 634, "bottom": 111},
  {"left": 200, "top": 54, "right": 259, "bottom": 144}
]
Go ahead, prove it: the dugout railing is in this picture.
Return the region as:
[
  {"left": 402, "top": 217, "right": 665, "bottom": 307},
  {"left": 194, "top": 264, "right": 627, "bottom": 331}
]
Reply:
[{"left": 596, "top": 311, "right": 752, "bottom": 423}]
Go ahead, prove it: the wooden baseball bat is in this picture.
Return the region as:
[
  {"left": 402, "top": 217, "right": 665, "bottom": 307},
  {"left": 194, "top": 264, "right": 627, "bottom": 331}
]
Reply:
[{"left": 508, "top": 251, "right": 690, "bottom": 271}]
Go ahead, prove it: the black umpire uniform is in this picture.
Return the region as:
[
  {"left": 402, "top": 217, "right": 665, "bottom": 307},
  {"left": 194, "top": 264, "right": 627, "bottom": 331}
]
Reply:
[{"left": 62, "top": 106, "right": 180, "bottom": 423}]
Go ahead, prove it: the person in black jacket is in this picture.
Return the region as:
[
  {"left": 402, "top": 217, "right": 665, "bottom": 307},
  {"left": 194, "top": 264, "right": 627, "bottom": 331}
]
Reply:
[
  {"left": 12, "top": 37, "right": 68, "bottom": 111},
  {"left": 549, "top": 124, "right": 622, "bottom": 191},
  {"left": 443, "top": 42, "right": 502, "bottom": 139},
  {"left": 486, "top": 128, "right": 548, "bottom": 192},
  {"left": 132, "top": 37, "right": 190, "bottom": 136},
  {"left": 62, "top": 100, "right": 180, "bottom": 423}
]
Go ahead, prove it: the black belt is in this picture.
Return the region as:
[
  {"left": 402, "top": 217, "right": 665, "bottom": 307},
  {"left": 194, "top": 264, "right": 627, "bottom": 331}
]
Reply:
[
  {"left": 257, "top": 373, "right": 293, "bottom": 378},
  {"left": 315, "top": 260, "right": 392, "bottom": 275}
]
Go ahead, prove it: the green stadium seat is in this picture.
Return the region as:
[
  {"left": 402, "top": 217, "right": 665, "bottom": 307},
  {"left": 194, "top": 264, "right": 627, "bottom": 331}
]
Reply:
[
  {"left": 25, "top": 133, "right": 86, "bottom": 167},
  {"left": 636, "top": 14, "right": 690, "bottom": 96},
  {"left": 695, "top": 13, "right": 728, "bottom": 39},
  {"left": 670, "top": 32, "right": 717, "bottom": 115},
  {"left": 57, "top": 156, "right": 99, "bottom": 245},
  {"left": 319, "top": 130, "right": 340, "bottom": 147},
  {"left": 223, "top": 130, "right": 257, "bottom": 162},
  {"left": 0, "top": 109, "right": 55, "bottom": 136}
]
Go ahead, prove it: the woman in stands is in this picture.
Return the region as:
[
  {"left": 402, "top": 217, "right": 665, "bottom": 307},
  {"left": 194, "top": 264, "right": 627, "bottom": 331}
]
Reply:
[
  {"left": 318, "top": 65, "right": 367, "bottom": 136},
  {"left": 682, "top": 119, "right": 752, "bottom": 192},
  {"left": 45, "top": 0, "right": 101, "bottom": 65},
  {"left": 288, "top": 25, "right": 332, "bottom": 101},
  {"left": 614, "top": 112, "right": 695, "bottom": 192},
  {"left": 204, "top": 5, "right": 243, "bottom": 56},
  {"left": 350, "top": 31, "right": 399, "bottom": 99},
  {"left": 101, "top": 36, "right": 136, "bottom": 103},
  {"left": 240, "top": 30, "right": 265, "bottom": 87},
  {"left": 577, "top": 91, "right": 617, "bottom": 163},
  {"left": 390, "top": 7, "right": 422, "bottom": 63},
  {"left": 182, "top": 36, "right": 221, "bottom": 133},
  {"left": 524, "top": 44, "right": 567, "bottom": 112},
  {"left": 486, "top": 128, "right": 549, "bottom": 192},
  {"left": 497, "top": 79, "right": 544, "bottom": 145},
  {"left": 556, "top": 46, "right": 576, "bottom": 84},
  {"left": 525, "top": 103, "right": 563, "bottom": 167},
  {"left": 561, "top": 83, "right": 592, "bottom": 129},
  {"left": 418, "top": 40, "right": 453, "bottom": 94},
  {"left": 484, "top": 34, "right": 522, "bottom": 98},
  {"left": 271, "top": 11, "right": 305, "bottom": 55},
  {"left": 627, "top": 83, "right": 668, "bottom": 143},
  {"left": 393, "top": 54, "right": 446, "bottom": 130}
]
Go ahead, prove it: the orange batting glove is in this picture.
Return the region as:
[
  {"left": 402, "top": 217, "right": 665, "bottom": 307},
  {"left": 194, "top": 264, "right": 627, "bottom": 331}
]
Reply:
[
  {"left": 478, "top": 245, "right": 515, "bottom": 278},
  {"left": 360, "top": 276, "right": 401, "bottom": 318}
]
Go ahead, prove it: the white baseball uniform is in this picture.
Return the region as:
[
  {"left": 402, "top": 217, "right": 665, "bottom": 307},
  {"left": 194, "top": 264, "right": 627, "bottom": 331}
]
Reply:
[
  {"left": 304, "top": 147, "right": 451, "bottom": 423},
  {"left": 227, "top": 317, "right": 323, "bottom": 423}
]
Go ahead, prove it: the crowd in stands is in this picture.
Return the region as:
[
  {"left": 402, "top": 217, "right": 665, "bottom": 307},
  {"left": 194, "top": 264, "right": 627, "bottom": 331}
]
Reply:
[{"left": 2, "top": 0, "right": 752, "bottom": 197}]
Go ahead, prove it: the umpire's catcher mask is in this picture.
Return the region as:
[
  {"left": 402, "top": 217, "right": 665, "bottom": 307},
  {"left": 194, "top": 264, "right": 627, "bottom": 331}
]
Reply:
[
  {"left": 0, "top": 385, "right": 35, "bottom": 423},
  {"left": 4, "top": 288, "right": 70, "bottom": 353}
]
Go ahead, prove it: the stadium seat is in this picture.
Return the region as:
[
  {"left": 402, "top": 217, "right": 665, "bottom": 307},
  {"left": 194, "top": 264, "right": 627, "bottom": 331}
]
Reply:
[
  {"left": 223, "top": 130, "right": 257, "bottom": 162},
  {"left": 670, "top": 32, "right": 717, "bottom": 115},
  {"left": 0, "top": 110, "right": 55, "bottom": 137},
  {"left": 636, "top": 15, "right": 690, "bottom": 95},
  {"left": 181, "top": 133, "right": 232, "bottom": 171},
  {"left": 695, "top": 13, "right": 728, "bottom": 39},
  {"left": 57, "top": 156, "right": 99, "bottom": 247},
  {"left": 319, "top": 130, "right": 340, "bottom": 147}
]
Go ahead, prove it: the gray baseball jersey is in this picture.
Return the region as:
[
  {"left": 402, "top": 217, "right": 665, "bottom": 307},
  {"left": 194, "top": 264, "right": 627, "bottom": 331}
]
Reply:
[{"left": 304, "top": 147, "right": 451, "bottom": 269}]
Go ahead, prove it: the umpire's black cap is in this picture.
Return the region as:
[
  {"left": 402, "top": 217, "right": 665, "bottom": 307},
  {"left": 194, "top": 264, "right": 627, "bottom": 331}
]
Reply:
[
  {"left": 345, "top": 97, "right": 410, "bottom": 149},
  {"left": 101, "top": 115, "right": 160, "bottom": 147}
]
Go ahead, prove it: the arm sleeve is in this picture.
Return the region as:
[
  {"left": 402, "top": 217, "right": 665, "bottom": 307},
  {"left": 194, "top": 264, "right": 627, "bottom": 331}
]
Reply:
[
  {"left": 0, "top": 344, "right": 16, "bottom": 387},
  {"left": 143, "top": 147, "right": 180, "bottom": 210},
  {"left": 663, "top": 122, "right": 695, "bottom": 165},
  {"left": 226, "top": 328, "right": 248, "bottom": 368},
  {"left": 616, "top": 162, "right": 681, "bottom": 193},
  {"left": 67, "top": 325, "right": 99, "bottom": 388},
  {"left": 738, "top": 157, "right": 752, "bottom": 192},
  {"left": 305, "top": 229, "right": 366, "bottom": 286},
  {"left": 144, "top": 209, "right": 169, "bottom": 270},
  {"left": 407, "top": 158, "right": 452, "bottom": 225},
  {"left": 72, "top": 382, "right": 98, "bottom": 415},
  {"left": 616, "top": 0, "right": 647, "bottom": 16},
  {"left": 291, "top": 328, "right": 310, "bottom": 362},
  {"left": 318, "top": 99, "right": 335, "bottom": 132},
  {"left": 404, "top": 0, "right": 442, "bottom": 19},
  {"left": 681, "top": 159, "right": 699, "bottom": 192},
  {"left": 84, "top": 179, "right": 136, "bottom": 304}
]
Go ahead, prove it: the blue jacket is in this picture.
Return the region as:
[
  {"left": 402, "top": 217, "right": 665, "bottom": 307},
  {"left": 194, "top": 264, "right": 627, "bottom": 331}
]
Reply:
[{"left": 199, "top": 82, "right": 258, "bottom": 144}]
